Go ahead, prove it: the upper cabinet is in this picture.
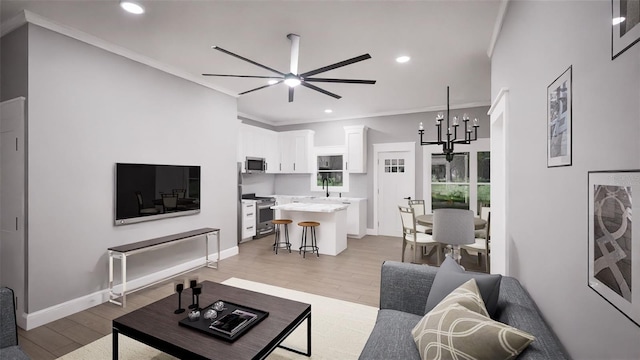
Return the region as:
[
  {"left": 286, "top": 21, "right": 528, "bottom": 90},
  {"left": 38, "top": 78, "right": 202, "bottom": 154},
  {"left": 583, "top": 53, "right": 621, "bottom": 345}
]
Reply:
[
  {"left": 344, "top": 125, "right": 367, "bottom": 173},
  {"left": 278, "top": 130, "right": 314, "bottom": 174},
  {"left": 238, "top": 123, "right": 279, "bottom": 173}
]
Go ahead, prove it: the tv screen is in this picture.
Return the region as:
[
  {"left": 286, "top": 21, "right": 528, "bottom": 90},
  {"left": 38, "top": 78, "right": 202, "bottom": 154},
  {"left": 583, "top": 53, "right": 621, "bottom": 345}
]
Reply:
[{"left": 115, "top": 163, "right": 201, "bottom": 225}]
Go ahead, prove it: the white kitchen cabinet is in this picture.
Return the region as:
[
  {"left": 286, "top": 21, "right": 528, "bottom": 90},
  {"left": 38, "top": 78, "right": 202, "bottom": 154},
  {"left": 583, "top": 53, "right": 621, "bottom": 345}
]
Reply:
[
  {"left": 278, "top": 130, "right": 314, "bottom": 173},
  {"left": 238, "top": 123, "right": 279, "bottom": 173},
  {"left": 344, "top": 125, "right": 367, "bottom": 173},
  {"left": 241, "top": 200, "right": 257, "bottom": 239}
]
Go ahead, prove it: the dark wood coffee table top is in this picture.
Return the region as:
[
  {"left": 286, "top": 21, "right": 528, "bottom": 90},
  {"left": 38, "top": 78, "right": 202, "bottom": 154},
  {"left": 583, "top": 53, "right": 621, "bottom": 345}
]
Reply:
[{"left": 112, "top": 280, "right": 311, "bottom": 360}]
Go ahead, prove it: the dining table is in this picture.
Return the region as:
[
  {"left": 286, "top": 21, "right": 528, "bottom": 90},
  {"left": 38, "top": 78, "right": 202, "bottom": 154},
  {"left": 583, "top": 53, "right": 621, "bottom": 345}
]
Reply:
[{"left": 416, "top": 214, "right": 487, "bottom": 230}]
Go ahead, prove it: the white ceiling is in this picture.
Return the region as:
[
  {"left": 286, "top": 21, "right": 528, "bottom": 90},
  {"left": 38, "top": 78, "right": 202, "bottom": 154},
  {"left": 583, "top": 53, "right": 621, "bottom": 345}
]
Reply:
[{"left": 0, "top": 1, "right": 502, "bottom": 126}]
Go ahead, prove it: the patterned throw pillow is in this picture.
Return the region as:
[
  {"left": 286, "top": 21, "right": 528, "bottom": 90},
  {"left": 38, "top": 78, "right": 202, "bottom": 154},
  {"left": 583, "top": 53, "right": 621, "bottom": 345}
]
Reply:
[{"left": 411, "top": 303, "right": 535, "bottom": 360}]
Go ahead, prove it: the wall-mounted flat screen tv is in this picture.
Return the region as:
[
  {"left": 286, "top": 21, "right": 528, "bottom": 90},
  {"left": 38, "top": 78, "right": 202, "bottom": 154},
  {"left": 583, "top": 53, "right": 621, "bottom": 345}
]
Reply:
[{"left": 115, "top": 163, "right": 201, "bottom": 225}]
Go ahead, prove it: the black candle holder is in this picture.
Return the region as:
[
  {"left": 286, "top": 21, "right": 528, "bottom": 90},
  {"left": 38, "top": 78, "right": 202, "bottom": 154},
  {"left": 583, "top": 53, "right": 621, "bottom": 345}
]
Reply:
[
  {"left": 174, "top": 283, "right": 185, "bottom": 314},
  {"left": 192, "top": 284, "right": 202, "bottom": 311},
  {"left": 188, "top": 278, "right": 198, "bottom": 309}
]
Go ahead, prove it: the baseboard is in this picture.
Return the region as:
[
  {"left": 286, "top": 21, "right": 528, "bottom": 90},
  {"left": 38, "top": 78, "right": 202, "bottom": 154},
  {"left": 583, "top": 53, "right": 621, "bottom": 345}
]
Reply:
[
  {"left": 366, "top": 228, "right": 377, "bottom": 236},
  {"left": 20, "top": 246, "right": 239, "bottom": 330}
]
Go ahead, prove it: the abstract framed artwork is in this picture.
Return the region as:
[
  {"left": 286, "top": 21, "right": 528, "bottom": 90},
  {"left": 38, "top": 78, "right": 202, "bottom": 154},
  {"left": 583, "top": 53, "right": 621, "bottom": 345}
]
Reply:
[
  {"left": 588, "top": 170, "right": 640, "bottom": 327},
  {"left": 547, "top": 66, "right": 572, "bottom": 168},
  {"left": 612, "top": 0, "right": 640, "bottom": 60}
]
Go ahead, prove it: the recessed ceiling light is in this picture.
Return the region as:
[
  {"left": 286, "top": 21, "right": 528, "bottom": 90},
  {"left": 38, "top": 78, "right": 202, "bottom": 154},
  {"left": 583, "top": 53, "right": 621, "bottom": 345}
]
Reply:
[
  {"left": 120, "top": 1, "right": 145, "bottom": 14},
  {"left": 324, "top": 109, "right": 333, "bottom": 114},
  {"left": 396, "top": 56, "right": 411, "bottom": 63},
  {"left": 268, "top": 79, "right": 278, "bottom": 85},
  {"left": 613, "top": 17, "right": 626, "bottom": 25}
]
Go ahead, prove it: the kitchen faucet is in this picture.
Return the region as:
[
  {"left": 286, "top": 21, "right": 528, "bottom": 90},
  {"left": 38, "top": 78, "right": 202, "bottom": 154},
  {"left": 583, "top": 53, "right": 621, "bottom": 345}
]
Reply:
[{"left": 322, "top": 178, "right": 330, "bottom": 197}]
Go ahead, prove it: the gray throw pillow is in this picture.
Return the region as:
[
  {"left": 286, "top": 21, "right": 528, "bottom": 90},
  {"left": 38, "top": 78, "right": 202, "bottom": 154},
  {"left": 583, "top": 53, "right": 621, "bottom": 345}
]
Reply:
[{"left": 425, "top": 256, "right": 502, "bottom": 317}]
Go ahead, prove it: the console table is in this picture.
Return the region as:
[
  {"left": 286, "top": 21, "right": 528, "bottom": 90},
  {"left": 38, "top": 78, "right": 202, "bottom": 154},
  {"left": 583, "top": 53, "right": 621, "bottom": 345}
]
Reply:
[{"left": 108, "top": 228, "right": 220, "bottom": 307}]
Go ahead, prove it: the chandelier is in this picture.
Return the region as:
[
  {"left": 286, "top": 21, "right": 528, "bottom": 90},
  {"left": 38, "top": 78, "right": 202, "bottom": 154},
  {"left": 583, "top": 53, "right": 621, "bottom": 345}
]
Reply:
[{"left": 418, "top": 86, "right": 479, "bottom": 162}]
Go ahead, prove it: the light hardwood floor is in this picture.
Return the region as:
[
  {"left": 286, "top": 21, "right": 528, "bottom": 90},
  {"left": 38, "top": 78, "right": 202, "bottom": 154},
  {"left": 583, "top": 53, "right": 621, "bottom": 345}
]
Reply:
[{"left": 17, "top": 234, "right": 486, "bottom": 359}]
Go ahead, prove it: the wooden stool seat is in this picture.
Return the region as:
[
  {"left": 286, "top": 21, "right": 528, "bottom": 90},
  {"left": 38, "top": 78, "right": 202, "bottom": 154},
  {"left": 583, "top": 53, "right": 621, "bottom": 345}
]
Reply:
[
  {"left": 272, "top": 219, "right": 292, "bottom": 254},
  {"left": 272, "top": 219, "right": 293, "bottom": 225},
  {"left": 298, "top": 221, "right": 320, "bottom": 258}
]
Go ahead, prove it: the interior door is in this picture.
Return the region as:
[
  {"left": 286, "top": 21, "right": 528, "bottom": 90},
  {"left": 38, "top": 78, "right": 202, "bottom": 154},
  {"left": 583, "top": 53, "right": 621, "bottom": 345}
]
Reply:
[
  {"left": 377, "top": 150, "right": 415, "bottom": 236},
  {"left": 1, "top": 98, "right": 26, "bottom": 318}
]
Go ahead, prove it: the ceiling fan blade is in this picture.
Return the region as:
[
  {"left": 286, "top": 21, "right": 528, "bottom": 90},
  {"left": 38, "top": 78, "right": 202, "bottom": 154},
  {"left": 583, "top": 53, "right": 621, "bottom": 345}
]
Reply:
[
  {"left": 305, "top": 78, "right": 376, "bottom": 84},
  {"left": 202, "top": 74, "right": 281, "bottom": 79},
  {"left": 211, "top": 46, "right": 285, "bottom": 76},
  {"left": 301, "top": 82, "right": 341, "bottom": 99},
  {"left": 287, "top": 34, "right": 300, "bottom": 75},
  {"left": 238, "top": 81, "right": 282, "bottom": 96},
  {"left": 289, "top": 87, "right": 294, "bottom": 103},
  {"left": 300, "top": 54, "right": 372, "bottom": 78}
]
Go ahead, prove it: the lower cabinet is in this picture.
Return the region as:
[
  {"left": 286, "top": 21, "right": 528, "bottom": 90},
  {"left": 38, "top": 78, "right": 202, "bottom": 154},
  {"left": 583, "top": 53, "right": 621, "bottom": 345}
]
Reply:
[
  {"left": 241, "top": 200, "right": 256, "bottom": 239},
  {"left": 344, "top": 199, "right": 367, "bottom": 239}
]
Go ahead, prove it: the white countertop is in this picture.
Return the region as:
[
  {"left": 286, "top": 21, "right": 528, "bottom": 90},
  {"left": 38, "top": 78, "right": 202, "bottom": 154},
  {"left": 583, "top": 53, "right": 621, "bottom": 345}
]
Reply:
[
  {"left": 263, "top": 194, "right": 367, "bottom": 202},
  {"left": 271, "top": 202, "right": 348, "bottom": 213}
]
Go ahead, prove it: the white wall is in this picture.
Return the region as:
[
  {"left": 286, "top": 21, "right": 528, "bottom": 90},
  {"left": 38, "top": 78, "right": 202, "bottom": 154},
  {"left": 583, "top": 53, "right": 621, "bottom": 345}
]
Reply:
[
  {"left": 492, "top": 1, "right": 640, "bottom": 359},
  {"left": 25, "top": 24, "right": 238, "bottom": 313}
]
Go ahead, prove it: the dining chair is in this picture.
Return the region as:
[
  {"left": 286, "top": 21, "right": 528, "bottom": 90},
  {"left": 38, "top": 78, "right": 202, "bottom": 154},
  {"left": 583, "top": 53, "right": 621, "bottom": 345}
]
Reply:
[
  {"left": 408, "top": 199, "right": 431, "bottom": 234},
  {"left": 462, "top": 212, "right": 491, "bottom": 273},
  {"left": 432, "top": 208, "right": 475, "bottom": 264},
  {"left": 161, "top": 193, "right": 179, "bottom": 212},
  {"left": 135, "top": 191, "right": 159, "bottom": 215},
  {"left": 398, "top": 205, "right": 442, "bottom": 264},
  {"left": 172, "top": 188, "right": 186, "bottom": 199},
  {"left": 474, "top": 206, "right": 491, "bottom": 239}
]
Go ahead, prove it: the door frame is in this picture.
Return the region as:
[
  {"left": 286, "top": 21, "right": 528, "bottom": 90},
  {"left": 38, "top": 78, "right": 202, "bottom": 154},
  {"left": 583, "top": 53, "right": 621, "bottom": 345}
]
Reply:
[
  {"left": 488, "top": 88, "right": 509, "bottom": 275},
  {"left": 372, "top": 142, "right": 415, "bottom": 236}
]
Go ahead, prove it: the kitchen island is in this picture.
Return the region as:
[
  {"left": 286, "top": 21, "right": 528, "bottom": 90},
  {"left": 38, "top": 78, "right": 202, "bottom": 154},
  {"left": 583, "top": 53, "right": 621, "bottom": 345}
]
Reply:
[{"left": 270, "top": 202, "right": 348, "bottom": 256}]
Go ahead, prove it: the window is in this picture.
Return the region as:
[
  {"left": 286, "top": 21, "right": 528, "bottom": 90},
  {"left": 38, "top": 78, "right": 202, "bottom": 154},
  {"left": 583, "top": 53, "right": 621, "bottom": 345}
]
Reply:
[
  {"left": 431, "top": 153, "right": 470, "bottom": 210},
  {"left": 422, "top": 138, "right": 490, "bottom": 215},
  {"left": 317, "top": 155, "right": 344, "bottom": 186},
  {"left": 477, "top": 151, "right": 491, "bottom": 211},
  {"left": 384, "top": 158, "right": 405, "bottom": 173}
]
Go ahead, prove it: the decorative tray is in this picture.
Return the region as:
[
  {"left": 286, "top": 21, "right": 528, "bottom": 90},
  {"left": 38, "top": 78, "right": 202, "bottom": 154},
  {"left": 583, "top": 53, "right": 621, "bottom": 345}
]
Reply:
[{"left": 178, "top": 300, "right": 269, "bottom": 342}]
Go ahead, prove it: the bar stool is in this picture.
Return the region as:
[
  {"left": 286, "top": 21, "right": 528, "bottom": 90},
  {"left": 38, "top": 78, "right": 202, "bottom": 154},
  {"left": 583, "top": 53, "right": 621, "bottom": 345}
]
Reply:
[
  {"left": 272, "top": 219, "right": 292, "bottom": 254},
  {"left": 298, "top": 221, "right": 320, "bottom": 258}
]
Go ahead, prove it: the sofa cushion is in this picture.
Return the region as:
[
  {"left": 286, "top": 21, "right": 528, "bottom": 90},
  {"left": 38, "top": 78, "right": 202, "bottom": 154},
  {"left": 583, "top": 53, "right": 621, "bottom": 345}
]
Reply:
[
  {"left": 425, "top": 256, "right": 502, "bottom": 317},
  {"left": 0, "top": 346, "right": 30, "bottom": 360},
  {"left": 411, "top": 303, "right": 535, "bottom": 360},
  {"left": 430, "top": 278, "right": 489, "bottom": 317},
  {"left": 358, "top": 309, "right": 423, "bottom": 360}
]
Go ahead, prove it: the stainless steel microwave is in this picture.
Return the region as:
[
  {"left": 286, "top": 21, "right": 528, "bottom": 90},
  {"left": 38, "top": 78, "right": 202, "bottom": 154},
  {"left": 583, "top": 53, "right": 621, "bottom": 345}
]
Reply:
[{"left": 245, "top": 157, "right": 266, "bottom": 173}]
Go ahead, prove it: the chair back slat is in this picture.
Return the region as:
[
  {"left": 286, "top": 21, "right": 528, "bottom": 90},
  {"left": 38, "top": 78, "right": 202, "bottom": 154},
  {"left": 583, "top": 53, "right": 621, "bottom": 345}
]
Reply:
[
  {"left": 408, "top": 200, "right": 425, "bottom": 216},
  {"left": 398, "top": 206, "right": 416, "bottom": 235}
]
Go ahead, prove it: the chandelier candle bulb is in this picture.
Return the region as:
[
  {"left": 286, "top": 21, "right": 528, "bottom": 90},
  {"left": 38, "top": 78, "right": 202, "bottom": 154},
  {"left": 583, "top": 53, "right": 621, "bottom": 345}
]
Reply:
[
  {"left": 419, "top": 122, "right": 424, "bottom": 130},
  {"left": 453, "top": 116, "right": 459, "bottom": 126},
  {"left": 473, "top": 118, "right": 479, "bottom": 127}
]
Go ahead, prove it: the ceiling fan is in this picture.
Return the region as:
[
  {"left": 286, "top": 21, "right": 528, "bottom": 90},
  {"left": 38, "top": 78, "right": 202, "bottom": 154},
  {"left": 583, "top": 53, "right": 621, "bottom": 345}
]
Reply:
[{"left": 202, "top": 34, "right": 376, "bottom": 102}]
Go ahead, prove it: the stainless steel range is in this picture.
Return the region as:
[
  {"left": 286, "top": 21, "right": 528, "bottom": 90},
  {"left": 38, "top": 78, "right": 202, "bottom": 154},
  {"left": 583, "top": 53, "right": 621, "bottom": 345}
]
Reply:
[{"left": 241, "top": 193, "right": 275, "bottom": 239}]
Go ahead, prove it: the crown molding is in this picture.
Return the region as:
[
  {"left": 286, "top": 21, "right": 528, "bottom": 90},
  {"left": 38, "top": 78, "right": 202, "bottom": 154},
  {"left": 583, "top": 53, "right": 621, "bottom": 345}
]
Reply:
[
  {"left": 487, "top": 0, "right": 510, "bottom": 58},
  {"left": 1, "top": 10, "right": 239, "bottom": 99},
  {"left": 260, "top": 101, "right": 491, "bottom": 127}
]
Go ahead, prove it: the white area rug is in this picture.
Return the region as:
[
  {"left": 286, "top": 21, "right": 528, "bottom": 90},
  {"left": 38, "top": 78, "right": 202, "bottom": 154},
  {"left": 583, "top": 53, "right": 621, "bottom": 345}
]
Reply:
[{"left": 57, "top": 278, "right": 378, "bottom": 360}]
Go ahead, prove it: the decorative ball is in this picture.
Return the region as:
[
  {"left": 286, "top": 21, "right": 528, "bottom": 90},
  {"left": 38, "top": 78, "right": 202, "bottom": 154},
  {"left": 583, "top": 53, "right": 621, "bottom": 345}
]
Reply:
[
  {"left": 204, "top": 309, "right": 218, "bottom": 320},
  {"left": 213, "top": 300, "right": 225, "bottom": 311},
  {"left": 188, "top": 310, "right": 200, "bottom": 321}
]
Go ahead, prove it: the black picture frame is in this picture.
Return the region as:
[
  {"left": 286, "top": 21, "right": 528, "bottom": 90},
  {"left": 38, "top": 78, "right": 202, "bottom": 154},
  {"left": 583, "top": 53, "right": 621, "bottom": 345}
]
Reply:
[
  {"left": 588, "top": 170, "right": 640, "bottom": 327},
  {"left": 612, "top": 0, "right": 640, "bottom": 59},
  {"left": 547, "top": 66, "right": 572, "bottom": 168}
]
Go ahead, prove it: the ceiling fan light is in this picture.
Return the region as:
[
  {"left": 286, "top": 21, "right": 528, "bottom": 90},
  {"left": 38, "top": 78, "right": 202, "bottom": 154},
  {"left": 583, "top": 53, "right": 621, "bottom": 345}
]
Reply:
[
  {"left": 120, "top": 1, "right": 145, "bottom": 14},
  {"left": 268, "top": 79, "right": 279, "bottom": 85},
  {"left": 284, "top": 78, "right": 301, "bottom": 87}
]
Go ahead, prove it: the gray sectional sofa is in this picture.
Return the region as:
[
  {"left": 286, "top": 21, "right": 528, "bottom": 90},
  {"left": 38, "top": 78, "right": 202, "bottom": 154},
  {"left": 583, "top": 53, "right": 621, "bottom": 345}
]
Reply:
[
  {"left": 0, "top": 287, "right": 29, "bottom": 360},
  {"left": 359, "top": 261, "right": 568, "bottom": 360}
]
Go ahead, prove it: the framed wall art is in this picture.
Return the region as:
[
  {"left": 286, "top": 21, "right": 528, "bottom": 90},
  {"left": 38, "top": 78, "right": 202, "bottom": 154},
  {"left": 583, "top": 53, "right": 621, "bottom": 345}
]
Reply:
[
  {"left": 547, "top": 66, "right": 572, "bottom": 168},
  {"left": 612, "top": 0, "right": 640, "bottom": 59},
  {"left": 588, "top": 170, "right": 640, "bottom": 327}
]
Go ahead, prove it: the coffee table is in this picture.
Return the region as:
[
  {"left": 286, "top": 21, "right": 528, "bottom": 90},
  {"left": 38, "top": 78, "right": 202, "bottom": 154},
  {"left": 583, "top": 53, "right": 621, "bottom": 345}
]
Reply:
[{"left": 112, "top": 281, "right": 311, "bottom": 360}]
